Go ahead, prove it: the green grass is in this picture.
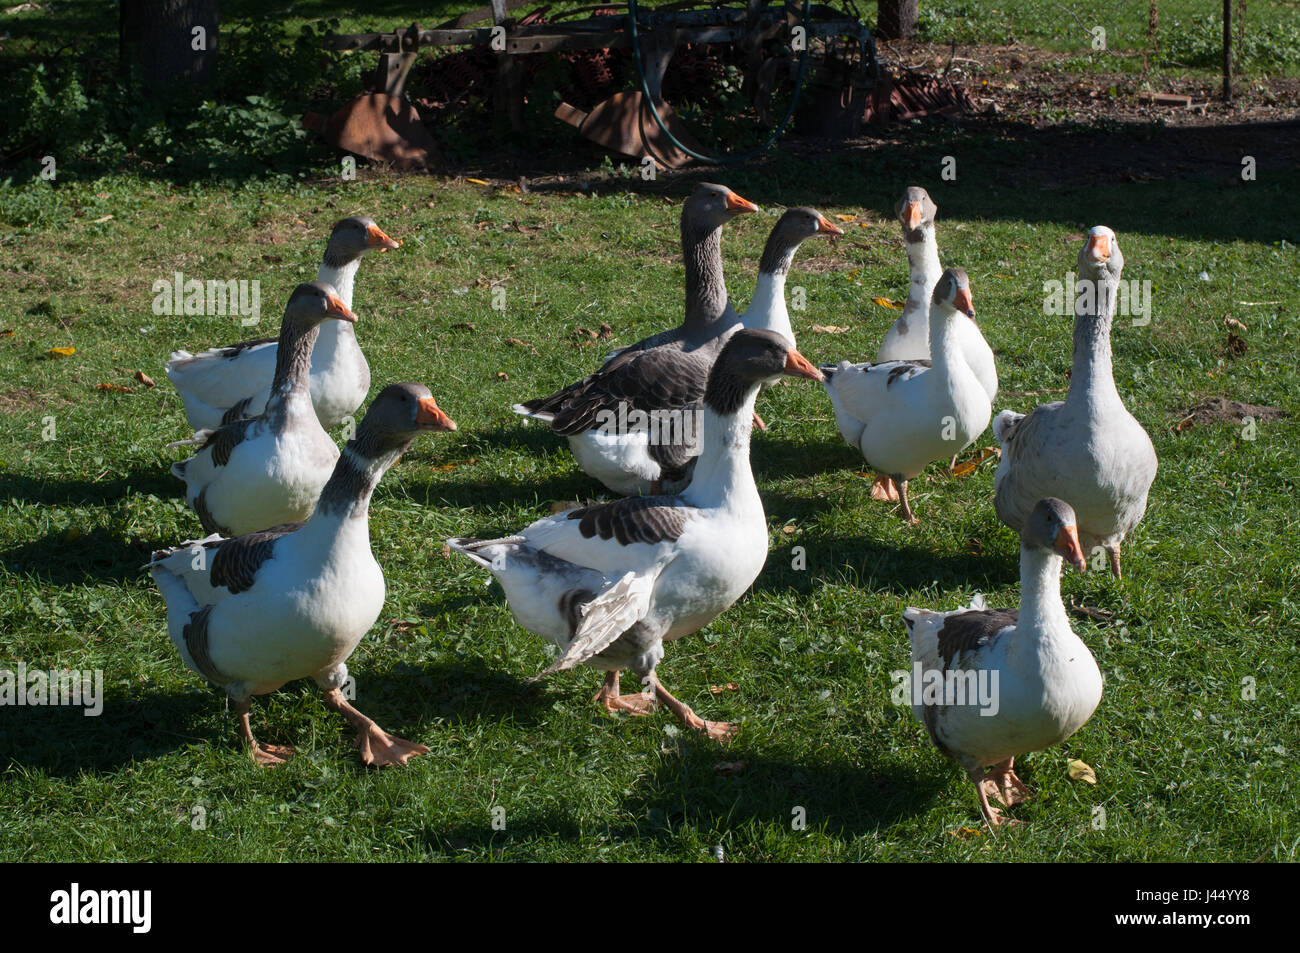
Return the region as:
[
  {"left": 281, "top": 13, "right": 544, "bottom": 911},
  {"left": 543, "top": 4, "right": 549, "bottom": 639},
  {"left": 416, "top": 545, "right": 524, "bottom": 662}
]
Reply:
[{"left": 2, "top": 133, "right": 1299, "bottom": 861}]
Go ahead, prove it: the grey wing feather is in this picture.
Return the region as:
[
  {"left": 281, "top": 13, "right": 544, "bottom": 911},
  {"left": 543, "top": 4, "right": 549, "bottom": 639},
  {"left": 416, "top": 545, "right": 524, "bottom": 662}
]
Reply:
[
  {"left": 209, "top": 522, "right": 304, "bottom": 594},
  {"left": 565, "top": 495, "right": 693, "bottom": 545},
  {"left": 936, "top": 609, "right": 1018, "bottom": 670}
]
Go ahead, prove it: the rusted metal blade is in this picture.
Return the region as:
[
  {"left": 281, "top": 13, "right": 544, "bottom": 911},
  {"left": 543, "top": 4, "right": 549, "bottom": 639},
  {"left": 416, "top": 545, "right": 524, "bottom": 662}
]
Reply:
[
  {"left": 556, "top": 90, "right": 703, "bottom": 170},
  {"left": 322, "top": 92, "right": 443, "bottom": 171}
]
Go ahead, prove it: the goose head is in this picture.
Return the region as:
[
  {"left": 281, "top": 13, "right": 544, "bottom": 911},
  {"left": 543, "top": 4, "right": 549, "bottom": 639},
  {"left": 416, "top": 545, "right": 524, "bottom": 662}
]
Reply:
[
  {"left": 932, "top": 267, "right": 975, "bottom": 319},
  {"left": 895, "top": 187, "right": 937, "bottom": 243},
  {"left": 704, "top": 328, "right": 824, "bottom": 416},
  {"left": 1077, "top": 226, "right": 1123, "bottom": 283},
  {"left": 285, "top": 281, "right": 357, "bottom": 330},
  {"left": 758, "top": 207, "right": 843, "bottom": 275},
  {"left": 1023, "top": 497, "right": 1087, "bottom": 572},
  {"left": 324, "top": 216, "right": 400, "bottom": 268},
  {"left": 685, "top": 183, "right": 760, "bottom": 233},
  {"left": 353, "top": 382, "right": 457, "bottom": 458}
]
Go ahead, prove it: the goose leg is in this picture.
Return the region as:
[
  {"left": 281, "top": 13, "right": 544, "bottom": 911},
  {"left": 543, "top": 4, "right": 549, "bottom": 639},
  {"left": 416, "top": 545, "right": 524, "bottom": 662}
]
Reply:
[
  {"left": 897, "top": 477, "right": 920, "bottom": 525},
  {"left": 1106, "top": 543, "right": 1122, "bottom": 579},
  {"left": 989, "top": 757, "right": 1032, "bottom": 806},
  {"left": 320, "top": 688, "right": 429, "bottom": 767},
  {"left": 966, "top": 764, "right": 1019, "bottom": 827},
  {"left": 948, "top": 452, "right": 959, "bottom": 474},
  {"left": 870, "top": 474, "right": 900, "bottom": 501},
  {"left": 649, "top": 675, "right": 738, "bottom": 743},
  {"left": 752, "top": 411, "right": 768, "bottom": 431},
  {"left": 234, "top": 697, "right": 294, "bottom": 767},
  {"left": 592, "top": 670, "right": 658, "bottom": 716}
]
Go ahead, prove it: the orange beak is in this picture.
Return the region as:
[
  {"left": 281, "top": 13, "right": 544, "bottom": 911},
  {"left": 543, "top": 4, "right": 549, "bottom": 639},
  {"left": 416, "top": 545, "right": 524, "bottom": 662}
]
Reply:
[
  {"left": 725, "top": 192, "right": 760, "bottom": 215},
  {"left": 367, "top": 223, "right": 400, "bottom": 251},
  {"left": 325, "top": 293, "right": 357, "bottom": 323},
  {"left": 953, "top": 287, "right": 975, "bottom": 318},
  {"left": 904, "top": 201, "right": 924, "bottom": 230},
  {"left": 817, "top": 215, "right": 844, "bottom": 236},
  {"left": 783, "top": 349, "right": 826, "bottom": 382},
  {"left": 1054, "top": 524, "right": 1087, "bottom": 572},
  {"left": 416, "top": 396, "right": 457, "bottom": 432},
  {"left": 1086, "top": 233, "right": 1110, "bottom": 262}
]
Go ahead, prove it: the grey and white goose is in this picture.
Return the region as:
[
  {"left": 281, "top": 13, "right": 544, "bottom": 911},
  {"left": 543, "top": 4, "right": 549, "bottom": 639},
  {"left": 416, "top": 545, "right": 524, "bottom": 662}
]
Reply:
[
  {"left": 449, "top": 329, "right": 824, "bottom": 742},
  {"left": 992, "top": 227, "right": 1158, "bottom": 577},
  {"left": 151, "top": 382, "right": 458, "bottom": 767},
  {"left": 166, "top": 215, "right": 398, "bottom": 430},
  {"left": 169, "top": 282, "right": 353, "bottom": 537},
  {"left": 511, "top": 206, "right": 840, "bottom": 496},
  {"left": 903, "top": 497, "right": 1100, "bottom": 827}
]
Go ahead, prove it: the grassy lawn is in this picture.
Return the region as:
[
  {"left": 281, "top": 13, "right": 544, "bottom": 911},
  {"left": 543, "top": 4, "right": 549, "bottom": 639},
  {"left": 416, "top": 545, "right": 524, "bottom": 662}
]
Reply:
[{"left": 1, "top": 131, "right": 1298, "bottom": 860}]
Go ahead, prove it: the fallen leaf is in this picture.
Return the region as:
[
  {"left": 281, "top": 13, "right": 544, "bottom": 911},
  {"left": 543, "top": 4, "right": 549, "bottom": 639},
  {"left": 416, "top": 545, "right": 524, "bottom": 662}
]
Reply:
[
  {"left": 872, "top": 297, "right": 902, "bottom": 310},
  {"left": 451, "top": 322, "right": 477, "bottom": 330},
  {"left": 951, "top": 446, "right": 1001, "bottom": 477},
  {"left": 597, "top": 323, "right": 613, "bottom": 339},
  {"left": 834, "top": 213, "right": 857, "bottom": 222},
  {"left": 948, "top": 826, "right": 984, "bottom": 839},
  {"left": 1, "top": 329, "right": 14, "bottom": 337},
  {"left": 134, "top": 370, "right": 155, "bottom": 388},
  {"left": 1224, "top": 317, "right": 1247, "bottom": 332},
  {"left": 496, "top": 371, "right": 509, "bottom": 380},
  {"left": 781, "top": 525, "right": 797, "bottom": 534},
  {"left": 709, "top": 682, "right": 739, "bottom": 694},
  {"left": 1067, "top": 759, "right": 1097, "bottom": 785},
  {"left": 96, "top": 383, "right": 131, "bottom": 393},
  {"left": 714, "top": 761, "right": 746, "bottom": 776},
  {"left": 47, "top": 346, "right": 75, "bottom": 358},
  {"left": 89, "top": 214, "right": 113, "bottom": 225},
  {"left": 465, "top": 177, "right": 491, "bottom": 186},
  {"left": 432, "top": 456, "right": 479, "bottom": 472},
  {"left": 811, "top": 324, "right": 850, "bottom": 333}
]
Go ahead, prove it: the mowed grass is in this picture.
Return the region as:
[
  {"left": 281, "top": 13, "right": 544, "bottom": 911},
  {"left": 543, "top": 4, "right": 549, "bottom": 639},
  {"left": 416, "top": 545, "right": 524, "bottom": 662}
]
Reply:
[{"left": 1, "top": 148, "right": 1299, "bottom": 861}]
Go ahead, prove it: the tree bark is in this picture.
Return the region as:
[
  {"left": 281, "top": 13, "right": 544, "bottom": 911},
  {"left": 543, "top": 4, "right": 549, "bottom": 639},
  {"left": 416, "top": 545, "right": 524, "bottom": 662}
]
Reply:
[
  {"left": 120, "top": 0, "right": 220, "bottom": 91},
  {"left": 877, "top": 0, "right": 920, "bottom": 41},
  {"left": 1222, "top": 0, "right": 1232, "bottom": 100}
]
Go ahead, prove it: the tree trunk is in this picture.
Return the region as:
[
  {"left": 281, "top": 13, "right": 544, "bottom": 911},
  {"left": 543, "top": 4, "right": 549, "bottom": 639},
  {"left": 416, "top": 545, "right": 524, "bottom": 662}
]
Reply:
[
  {"left": 120, "top": 0, "right": 220, "bottom": 91},
  {"left": 877, "top": 0, "right": 920, "bottom": 41},
  {"left": 1222, "top": 0, "right": 1232, "bottom": 100}
]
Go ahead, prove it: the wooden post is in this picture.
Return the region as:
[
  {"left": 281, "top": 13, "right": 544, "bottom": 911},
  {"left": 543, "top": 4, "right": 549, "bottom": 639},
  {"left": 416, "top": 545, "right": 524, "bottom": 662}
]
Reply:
[
  {"left": 1223, "top": 0, "right": 1233, "bottom": 100},
  {"left": 877, "top": 0, "right": 919, "bottom": 41}
]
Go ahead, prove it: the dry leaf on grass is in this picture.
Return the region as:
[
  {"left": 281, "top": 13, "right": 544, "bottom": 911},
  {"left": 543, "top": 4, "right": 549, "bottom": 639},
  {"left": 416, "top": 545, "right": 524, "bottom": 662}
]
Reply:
[
  {"left": 96, "top": 383, "right": 131, "bottom": 393},
  {"left": 872, "top": 297, "right": 902, "bottom": 310},
  {"left": 709, "top": 682, "right": 739, "bottom": 694},
  {"left": 135, "top": 370, "right": 155, "bottom": 388},
  {"left": 811, "top": 324, "right": 850, "bottom": 334},
  {"left": 1067, "top": 759, "right": 1097, "bottom": 784},
  {"left": 47, "top": 346, "right": 75, "bottom": 358},
  {"left": 432, "top": 457, "right": 479, "bottom": 472}
]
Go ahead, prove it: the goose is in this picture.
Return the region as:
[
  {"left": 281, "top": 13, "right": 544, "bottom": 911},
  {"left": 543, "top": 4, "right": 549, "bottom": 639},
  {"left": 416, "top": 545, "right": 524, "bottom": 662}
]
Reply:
[
  {"left": 448, "top": 329, "right": 824, "bottom": 741},
  {"left": 513, "top": 207, "right": 840, "bottom": 496},
  {"left": 150, "top": 382, "right": 458, "bottom": 767},
  {"left": 903, "top": 497, "right": 1100, "bottom": 827},
  {"left": 168, "top": 282, "right": 352, "bottom": 537},
  {"left": 875, "top": 187, "right": 998, "bottom": 468},
  {"left": 822, "top": 268, "right": 993, "bottom": 523},
  {"left": 992, "top": 227, "right": 1157, "bottom": 578},
  {"left": 166, "top": 215, "right": 398, "bottom": 430}
]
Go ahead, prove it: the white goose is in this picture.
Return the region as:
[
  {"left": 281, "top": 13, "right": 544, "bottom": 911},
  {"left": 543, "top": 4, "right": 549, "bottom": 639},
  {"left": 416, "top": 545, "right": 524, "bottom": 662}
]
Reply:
[
  {"left": 903, "top": 497, "right": 1100, "bottom": 827},
  {"left": 449, "top": 330, "right": 824, "bottom": 741},
  {"left": 166, "top": 215, "right": 398, "bottom": 430},
  {"left": 513, "top": 207, "right": 839, "bottom": 496},
  {"left": 169, "top": 282, "right": 351, "bottom": 537},
  {"left": 992, "top": 227, "right": 1157, "bottom": 577},
  {"left": 823, "top": 268, "right": 993, "bottom": 523},
  {"left": 875, "top": 188, "right": 997, "bottom": 400},
  {"left": 150, "top": 382, "right": 458, "bottom": 767}
]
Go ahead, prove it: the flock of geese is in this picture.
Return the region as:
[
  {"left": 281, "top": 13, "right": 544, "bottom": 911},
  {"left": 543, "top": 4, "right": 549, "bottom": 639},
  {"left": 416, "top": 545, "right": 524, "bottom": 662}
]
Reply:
[{"left": 149, "top": 183, "right": 1157, "bottom": 827}]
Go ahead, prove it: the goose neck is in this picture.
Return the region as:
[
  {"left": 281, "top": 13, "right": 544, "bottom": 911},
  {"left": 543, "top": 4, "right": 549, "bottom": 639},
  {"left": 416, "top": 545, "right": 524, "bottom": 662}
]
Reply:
[
  {"left": 314, "top": 435, "right": 410, "bottom": 523},
  {"left": 683, "top": 222, "right": 729, "bottom": 335},
  {"left": 317, "top": 257, "right": 361, "bottom": 348},
  {"left": 743, "top": 271, "right": 792, "bottom": 344},
  {"left": 686, "top": 389, "right": 760, "bottom": 509},
  {"left": 1017, "top": 546, "right": 1068, "bottom": 635},
  {"left": 1067, "top": 272, "right": 1120, "bottom": 411},
  {"left": 267, "top": 322, "right": 320, "bottom": 412}
]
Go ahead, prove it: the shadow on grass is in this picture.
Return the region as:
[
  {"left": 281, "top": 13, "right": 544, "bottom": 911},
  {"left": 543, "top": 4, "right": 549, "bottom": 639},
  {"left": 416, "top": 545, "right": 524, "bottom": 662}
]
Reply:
[
  {"left": 0, "top": 526, "right": 163, "bottom": 586},
  {"left": 414, "top": 748, "right": 942, "bottom": 854},
  {"left": 0, "top": 471, "right": 178, "bottom": 509},
  {"left": 0, "top": 688, "right": 213, "bottom": 777}
]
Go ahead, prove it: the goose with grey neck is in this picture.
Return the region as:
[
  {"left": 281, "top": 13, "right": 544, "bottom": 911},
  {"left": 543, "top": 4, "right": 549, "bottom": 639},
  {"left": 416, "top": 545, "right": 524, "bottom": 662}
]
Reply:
[
  {"left": 992, "top": 227, "right": 1157, "bottom": 578},
  {"left": 168, "top": 282, "right": 353, "bottom": 537},
  {"left": 166, "top": 215, "right": 398, "bottom": 431},
  {"left": 822, "top": 268, "right": 994, "bottom": 523},
  {"left": 150, "top": 382, "right": 457, "bottom": 767},
  {"left": 903, "top": 497, "right": 1100, "bottom": 827},
  {"left": 511, "top": 206, "right": 839, "bottom": 496},
  {"left": 450, "top": 330, "right": 825, "bottom": 741}
]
